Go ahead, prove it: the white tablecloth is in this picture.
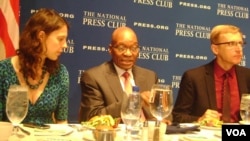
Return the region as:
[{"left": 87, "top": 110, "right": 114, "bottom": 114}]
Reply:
[{"left": 10, "top": 124, "right": 221, "bottom": 141}]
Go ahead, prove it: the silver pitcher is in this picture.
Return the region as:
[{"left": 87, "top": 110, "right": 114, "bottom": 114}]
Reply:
[{"left": 93, "top": 128, "right": 115, "bottom": 141}]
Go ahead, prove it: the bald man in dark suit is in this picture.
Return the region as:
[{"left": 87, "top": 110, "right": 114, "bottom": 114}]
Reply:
[
  {"left": 79, "top": 61, "right": 158, "bottom": 121},
  {"left": 79, "top": 26, "right": 164, "bottom": 123}
]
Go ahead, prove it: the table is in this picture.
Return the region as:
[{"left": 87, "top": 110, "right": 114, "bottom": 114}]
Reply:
[{"left": 10, "top": 124, "right": 221, "bottom": 141}]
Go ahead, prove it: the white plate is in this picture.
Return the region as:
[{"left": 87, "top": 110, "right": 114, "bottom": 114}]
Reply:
[
  {"left": 200, "top": 125, "right": 221, "bottom": 131},
  {"left": 239, "top": 120, "right": 250, "bottom": 125}
]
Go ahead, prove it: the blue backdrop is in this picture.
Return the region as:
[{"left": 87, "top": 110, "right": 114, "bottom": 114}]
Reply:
[{"left": 20, "top": 0, "right": 250, "bottom": 123}]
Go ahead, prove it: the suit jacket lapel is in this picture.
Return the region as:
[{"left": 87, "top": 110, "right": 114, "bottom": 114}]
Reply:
[
  {"left": 132, "top": 66, "right": 144, "bottom": 87},
  {"left": 205, "top": 61, "right": 217, "bottom": 109},
  {"left": 235, "top": 66, "right": 248, "bottom": 97},
  {"left": 105, "top": 62, "right": 124, "bottom": 101}
]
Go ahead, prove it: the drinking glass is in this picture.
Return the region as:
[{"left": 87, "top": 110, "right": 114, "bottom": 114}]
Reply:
[
  {"left": 240, "top": 94, "right": 250, "bottom": 123},
  {"left": 120, "top": 87, "right": 141, "bottom": 140},
  {"left": 6, "top": 85, "right": 29, "bottom": 139},
  {"left": 149, "top": 84, "right": 173, "bottom": 122}
]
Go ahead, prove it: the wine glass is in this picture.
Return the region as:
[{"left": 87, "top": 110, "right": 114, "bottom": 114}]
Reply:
[
  {"left": 6, "top": 85, "right": 29, "bottom": 139},
  {"left": 121, "top": 86, "right": 141, "bottom": 140},
  {"left": 240, "top": 94, "right": 250, "bottom": 124},
  {"left": 149, "top": 84, "right": 173, "bottom": 122}
]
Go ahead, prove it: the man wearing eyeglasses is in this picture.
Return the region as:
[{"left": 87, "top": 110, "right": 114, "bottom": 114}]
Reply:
[
  {"left": 79, "top": 26, "right": 171, "bottom": 124},
  {"left": 172, "top": 24, "right": 250, "bottom": 124}
]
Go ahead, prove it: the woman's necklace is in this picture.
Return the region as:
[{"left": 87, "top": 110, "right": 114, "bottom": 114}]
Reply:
[{"left": 25, "top": 67, "right": 47, "bottom": 89}]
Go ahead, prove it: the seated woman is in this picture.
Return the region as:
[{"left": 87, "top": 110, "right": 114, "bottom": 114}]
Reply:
[{"left": 0, "top": 8, "right": 70, "bottom": 124}]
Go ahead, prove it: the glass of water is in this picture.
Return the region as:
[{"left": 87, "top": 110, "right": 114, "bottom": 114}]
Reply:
[
  {"left": 240, "top": 94, "right": 250, "bottom": 123},
  {"left": 149, "top": 84, "right": 173, "bottom": 122},
  {"left": 6, "top": 85, "right": 29, "bottom": 139}
]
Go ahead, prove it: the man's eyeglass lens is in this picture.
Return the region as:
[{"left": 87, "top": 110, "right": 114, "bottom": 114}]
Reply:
[
  {"left": 114, "top": 46, "right": 140, "bottom": 52},
  {"left": 214, "top": 41, "right": 246, "bottom": 48}
]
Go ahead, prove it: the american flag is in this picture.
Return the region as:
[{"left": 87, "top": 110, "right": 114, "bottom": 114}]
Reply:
[{"left": 0, "top": 0, "right": 19, "bottom": 60}]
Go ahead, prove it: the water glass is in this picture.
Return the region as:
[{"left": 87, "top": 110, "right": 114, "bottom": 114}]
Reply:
[
  {"left": 240, "top": 94, "right": 250, "bottom": 123},
  {"left": 6, "top": 85, "right": 29, "bottom": 139},
  {"left": 149, "top": 84, "right": 173, "bottom": 121}
]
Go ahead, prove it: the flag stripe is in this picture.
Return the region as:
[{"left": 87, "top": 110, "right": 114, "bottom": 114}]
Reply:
[
  {"left": 0, "top": 0, "right": 19, "bottom": 59},
  {"left": 0, "top": 11, "right": 15, "bottom": 56},
  {"left": 10, "top": 0, "right": 19, "bottom": 24}
]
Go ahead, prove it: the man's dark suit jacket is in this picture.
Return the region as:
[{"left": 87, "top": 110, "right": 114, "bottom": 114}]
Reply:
[
  {"left": 172, "top": 60, "right": 250, "bottom": 123},
  {"left": 79, "top": 61, "right": 158, "bottom": 122}
]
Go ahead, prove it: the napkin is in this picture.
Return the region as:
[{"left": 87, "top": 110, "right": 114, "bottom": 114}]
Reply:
[{"left": 166, "top": 123, "right": 200, "bottom": 134}]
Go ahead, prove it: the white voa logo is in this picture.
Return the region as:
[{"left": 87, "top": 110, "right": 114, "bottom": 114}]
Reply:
[{"left": 226, "top": 129, "right": 246, "bottom": 136}]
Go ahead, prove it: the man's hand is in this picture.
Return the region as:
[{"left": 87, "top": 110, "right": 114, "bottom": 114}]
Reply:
[{"left": 198, "top": 109, "right": 222, "bottom": 127}]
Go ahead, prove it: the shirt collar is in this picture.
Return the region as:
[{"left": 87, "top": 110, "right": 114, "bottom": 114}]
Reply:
[
  {"left": 214, "top": 61, "right": 235, "bottom": 78},
  {"left": 113, "top": 63, "right": 132, "bottom": 77}
]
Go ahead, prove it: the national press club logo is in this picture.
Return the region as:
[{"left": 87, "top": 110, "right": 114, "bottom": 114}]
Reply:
[{"left": 82, "top": 11, "right": 126, "bottom": 28}]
